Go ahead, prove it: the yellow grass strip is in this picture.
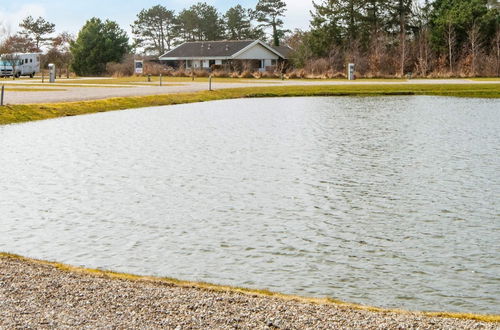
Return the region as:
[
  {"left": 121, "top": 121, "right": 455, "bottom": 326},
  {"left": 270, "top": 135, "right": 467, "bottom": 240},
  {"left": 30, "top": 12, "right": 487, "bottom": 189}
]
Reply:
[{"left": 1, "top": 83, "right": 499, "bottom": 126}]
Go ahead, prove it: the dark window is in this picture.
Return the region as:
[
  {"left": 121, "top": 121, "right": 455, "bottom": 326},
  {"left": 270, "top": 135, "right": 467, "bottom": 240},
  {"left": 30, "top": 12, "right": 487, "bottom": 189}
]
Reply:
[{"left": 209, "top": 60, "right": 216, "bottom": 67}]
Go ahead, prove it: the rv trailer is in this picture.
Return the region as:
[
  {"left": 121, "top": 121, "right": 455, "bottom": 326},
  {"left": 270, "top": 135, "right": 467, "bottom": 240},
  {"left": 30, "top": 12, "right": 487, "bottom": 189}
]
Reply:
[{"left": 0, "top": 53, "right": 41, "bottom": 78}]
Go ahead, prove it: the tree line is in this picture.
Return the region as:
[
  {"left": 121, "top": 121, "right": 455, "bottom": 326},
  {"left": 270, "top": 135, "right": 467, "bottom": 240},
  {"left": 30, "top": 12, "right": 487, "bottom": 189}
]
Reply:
[
  {"left": 0, "top": 0, "right": 287, "bottom": 76},
  {"left": 131, "top": 0, "right": 287, "bottom": 56},
  {"left": 1, "top": 0, "right": 498, "bottom": 77},
  {"left": 291, "top": 0, "right": 499, "bottom": 77}
]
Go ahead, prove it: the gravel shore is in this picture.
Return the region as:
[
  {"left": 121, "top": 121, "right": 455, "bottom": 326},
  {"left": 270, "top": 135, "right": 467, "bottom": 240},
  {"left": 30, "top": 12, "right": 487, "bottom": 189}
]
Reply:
[{"left": 0, "top": 255, "right": 498, "bottom": 329}]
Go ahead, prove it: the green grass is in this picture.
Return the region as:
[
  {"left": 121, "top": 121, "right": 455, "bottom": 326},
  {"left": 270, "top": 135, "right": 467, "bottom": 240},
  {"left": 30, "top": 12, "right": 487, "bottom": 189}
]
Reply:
[
  {"left": 469, "top": 77, "right": 500, "bottom": 81},
  {"left": 0, "top": 83, "right": 499, "bottom": 125}
]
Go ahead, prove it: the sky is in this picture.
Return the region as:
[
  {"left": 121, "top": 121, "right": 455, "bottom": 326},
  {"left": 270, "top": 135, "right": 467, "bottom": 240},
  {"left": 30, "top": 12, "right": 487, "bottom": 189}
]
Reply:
[{"left": 0, "top": 0, "right": 315, "bottom": 39}]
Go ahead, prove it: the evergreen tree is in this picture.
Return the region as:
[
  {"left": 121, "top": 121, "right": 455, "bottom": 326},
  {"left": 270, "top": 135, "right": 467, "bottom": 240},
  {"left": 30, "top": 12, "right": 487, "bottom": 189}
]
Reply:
[
  {"left": 192, "top": 2, "right": 224, "bottom": 41},
  {"left": 176, "top": 9, "right": 199, "bottom": 41},
  {"left": 132, "top": 5, "right": 176, "bottom": 55},
  {"left": 429, "top": 0, "right": 498, "bottom": 71},
  {"left": 310, "top": 0, "right": 366, "bottom": 51},
  {"left": 19, "top": 16, "right": 56, "bottom": 50},
  {"left": 70, "top": 18, "right": 129, "bottom": 76},
  {"left": 255, "top": 0, "right": 288, "bottom": 46},
  {"left": 224, "top": 5, "right": 265, "bottom": 40},
  {"left": 175, "top": 2, "right": 224, "bottom": 41}
]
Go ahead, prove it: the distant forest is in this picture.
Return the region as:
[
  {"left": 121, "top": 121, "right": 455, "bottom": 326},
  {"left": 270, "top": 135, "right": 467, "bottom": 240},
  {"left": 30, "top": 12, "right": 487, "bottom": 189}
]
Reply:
[{"left": 1, "top": 0, "right": 499, "bottom": 77}]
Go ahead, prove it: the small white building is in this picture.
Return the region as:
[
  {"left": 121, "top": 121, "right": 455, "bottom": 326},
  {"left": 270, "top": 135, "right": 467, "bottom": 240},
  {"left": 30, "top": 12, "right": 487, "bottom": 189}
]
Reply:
[{"left": 159, "top": 40, "right": 291, "bottom": 71}]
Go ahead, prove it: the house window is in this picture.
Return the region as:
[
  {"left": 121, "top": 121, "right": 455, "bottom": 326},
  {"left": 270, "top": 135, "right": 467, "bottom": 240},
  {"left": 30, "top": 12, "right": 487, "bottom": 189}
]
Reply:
[
  {"left": 209, "top": 60, "right": 215, "bottom": 67},
  {"left": 271, "top": 59, "right": 277, "bottom": 66}
]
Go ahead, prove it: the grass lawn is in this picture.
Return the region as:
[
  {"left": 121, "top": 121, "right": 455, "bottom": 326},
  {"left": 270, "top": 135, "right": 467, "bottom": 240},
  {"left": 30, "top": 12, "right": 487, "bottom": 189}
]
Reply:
[
  {"left": 0, "top": 83, "right": 499, "bottom": 125},
  {"left": 469, "top": 77, "right": 500, "bottom": 81}
]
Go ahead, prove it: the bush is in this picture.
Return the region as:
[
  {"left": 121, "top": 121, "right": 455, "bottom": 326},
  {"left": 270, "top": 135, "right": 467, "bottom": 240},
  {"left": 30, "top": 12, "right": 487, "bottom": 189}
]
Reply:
[{"left": 106, "top": 61, "right": 134, "bottom": 77}]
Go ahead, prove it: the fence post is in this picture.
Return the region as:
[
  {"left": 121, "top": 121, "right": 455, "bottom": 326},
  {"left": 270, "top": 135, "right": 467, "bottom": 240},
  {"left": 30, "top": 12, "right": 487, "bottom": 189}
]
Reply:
[
  {"left": 209, "top": 75, "right": 212, "bottom": 91},
  {"left": 1, "top": 85, "right": 4, "bottom": 106},
  {"left": 160, "top": 74, "right": 162, "bottom": 86}
]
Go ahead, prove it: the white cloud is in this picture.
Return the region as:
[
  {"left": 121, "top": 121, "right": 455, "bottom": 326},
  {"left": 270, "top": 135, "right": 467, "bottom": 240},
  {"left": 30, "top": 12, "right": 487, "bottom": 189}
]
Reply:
[{"left": 0, "top": 4, "right": 47, "bottom": 38}]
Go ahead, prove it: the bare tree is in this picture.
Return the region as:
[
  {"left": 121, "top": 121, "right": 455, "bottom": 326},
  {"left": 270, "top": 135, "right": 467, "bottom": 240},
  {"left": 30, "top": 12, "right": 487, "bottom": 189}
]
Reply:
[
  {"left": 445, "top": 20, "right": 456, "bottom": 74},
  {"left": 494, "top": 28, "right": 500, "bottom": 77},
  {"left": 467, "top": 21, "right": 482, "bottom": 77},
  {"left": 415, "top": 27, "right": 431, "bottom": 76},
  {"left": 47, "top": 32, "right": 74, "bottom": 78}
]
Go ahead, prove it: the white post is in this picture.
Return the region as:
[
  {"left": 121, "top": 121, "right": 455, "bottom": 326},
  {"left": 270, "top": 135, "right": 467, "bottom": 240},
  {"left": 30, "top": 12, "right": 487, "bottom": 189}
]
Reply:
[
  {"left": 348, "top": 63, "right": 355, "bottom": 80},
  {"left": 48, "top": 63, "right": 56, "bottom": 83}
]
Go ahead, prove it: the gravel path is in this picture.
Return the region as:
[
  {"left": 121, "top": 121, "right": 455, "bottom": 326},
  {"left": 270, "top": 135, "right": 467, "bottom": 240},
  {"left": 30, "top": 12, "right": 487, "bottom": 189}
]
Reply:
[
  {"left": 2, "top": 78, "right": 498, "bottom": 105},
  {"left": 1, "top": 255, "right": 497, "bottom": 329}
]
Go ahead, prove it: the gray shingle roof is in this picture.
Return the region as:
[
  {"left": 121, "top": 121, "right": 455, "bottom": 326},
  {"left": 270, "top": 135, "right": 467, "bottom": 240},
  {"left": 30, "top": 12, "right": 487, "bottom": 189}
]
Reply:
[
  {"left": 271, "top": 45, "right": 293, "bottom": 59},
  {"left": 161, "top": 40, "right": 255, "bottom": 58},
  {"left": 160, "top": 40, "right": 291, "bottom": 59}
]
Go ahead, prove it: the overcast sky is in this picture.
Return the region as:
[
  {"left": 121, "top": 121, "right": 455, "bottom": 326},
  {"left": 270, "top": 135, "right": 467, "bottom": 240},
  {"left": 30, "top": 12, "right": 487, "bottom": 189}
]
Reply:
[{"left": 0, "top": 0, "right": 315, "bottom": 38}]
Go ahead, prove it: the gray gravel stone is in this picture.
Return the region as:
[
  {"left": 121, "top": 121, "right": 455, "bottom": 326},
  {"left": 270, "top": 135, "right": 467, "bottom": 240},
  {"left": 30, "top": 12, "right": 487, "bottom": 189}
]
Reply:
[{"left": 0, "top": 256, "right": 498, "bottom": 329}]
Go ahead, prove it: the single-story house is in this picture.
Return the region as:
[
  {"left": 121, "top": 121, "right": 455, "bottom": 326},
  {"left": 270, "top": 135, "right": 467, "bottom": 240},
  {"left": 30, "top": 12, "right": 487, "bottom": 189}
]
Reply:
[{"left": 159, "top": 40, "right": 292, "bottom": 72}]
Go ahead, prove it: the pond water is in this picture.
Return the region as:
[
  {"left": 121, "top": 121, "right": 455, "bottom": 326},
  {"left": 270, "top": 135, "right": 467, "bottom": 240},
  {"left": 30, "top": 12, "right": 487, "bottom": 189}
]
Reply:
[{"left": 1, "top": 96, "right": 499, "bottom": 314}]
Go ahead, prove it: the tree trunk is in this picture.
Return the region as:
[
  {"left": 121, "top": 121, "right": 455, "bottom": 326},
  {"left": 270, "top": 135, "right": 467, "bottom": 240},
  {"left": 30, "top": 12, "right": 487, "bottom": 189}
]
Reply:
[
  {"left": 468, "top": 21, "right": 481, "bottom": 77},
  {"left": 495, "top": 28, "right": 500, "bottom": 77},
  {"left": 272, "top": 22, "right": 279, "bottom": 46},
  {"left": 349, "top": 0, "right": 355, "bottom": 49},
  {"left": 399, "top": 0, "right": 406, "bottom": 77},
  {"left": 447, "top": 21, "right": 455, "bottom": 74}
]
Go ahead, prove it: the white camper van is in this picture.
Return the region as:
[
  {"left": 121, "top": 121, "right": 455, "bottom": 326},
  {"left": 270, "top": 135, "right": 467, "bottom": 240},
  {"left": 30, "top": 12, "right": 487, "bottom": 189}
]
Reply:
[{"left": 0, "top": 53, "right": 41, "bottom": 78}]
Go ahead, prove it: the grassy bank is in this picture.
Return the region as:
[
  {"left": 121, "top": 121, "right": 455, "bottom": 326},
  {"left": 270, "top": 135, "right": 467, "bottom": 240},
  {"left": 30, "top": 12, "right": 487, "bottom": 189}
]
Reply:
[
  {"left": 1, "top": 252, "right": 499, "bottom": 323},
  {"left": 1, "top": 83, "right": 499, "bottom": 125}
]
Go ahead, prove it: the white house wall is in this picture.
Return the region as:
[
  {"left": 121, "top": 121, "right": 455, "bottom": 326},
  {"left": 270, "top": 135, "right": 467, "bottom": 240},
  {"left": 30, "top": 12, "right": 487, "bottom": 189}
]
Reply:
[{"left": 234, "top": 44, "right": 279, "bottom": 60}]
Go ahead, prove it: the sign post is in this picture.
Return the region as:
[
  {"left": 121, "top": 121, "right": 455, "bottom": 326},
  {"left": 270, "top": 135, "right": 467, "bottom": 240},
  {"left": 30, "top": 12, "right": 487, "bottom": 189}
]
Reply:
[
  {"left": 347, "top": 63, "right": 355, "bottom": 80},
  {"left": 134, "top": 60, "right": 144, "bottom": 75},
  {"left": 48, "top": 63, "right": 56, "bottom": 83}
]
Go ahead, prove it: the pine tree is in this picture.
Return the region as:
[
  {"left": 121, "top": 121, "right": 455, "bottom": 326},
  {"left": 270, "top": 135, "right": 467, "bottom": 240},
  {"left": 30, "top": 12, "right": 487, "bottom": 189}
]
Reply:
[{"left": 255, "top": 0, "right": 288, "bottom": 46}]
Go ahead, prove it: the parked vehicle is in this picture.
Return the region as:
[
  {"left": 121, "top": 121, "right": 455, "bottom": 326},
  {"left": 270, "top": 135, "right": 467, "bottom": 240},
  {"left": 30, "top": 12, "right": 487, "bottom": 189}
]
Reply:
[{"left": 0, "top": 53, "right": 41, "bottom": 78}]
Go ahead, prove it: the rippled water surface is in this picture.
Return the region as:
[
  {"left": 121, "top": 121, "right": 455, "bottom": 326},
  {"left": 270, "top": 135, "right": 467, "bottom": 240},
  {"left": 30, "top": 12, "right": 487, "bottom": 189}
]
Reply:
[{"left": 1, "top": 96, "right": 499, "bottom": 314}]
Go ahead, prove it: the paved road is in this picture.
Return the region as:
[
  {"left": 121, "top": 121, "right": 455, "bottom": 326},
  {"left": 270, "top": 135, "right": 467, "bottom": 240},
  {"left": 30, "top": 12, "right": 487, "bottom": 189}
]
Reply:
[{"left": 1, "top": 78, "right": 498, "bottom": 105}]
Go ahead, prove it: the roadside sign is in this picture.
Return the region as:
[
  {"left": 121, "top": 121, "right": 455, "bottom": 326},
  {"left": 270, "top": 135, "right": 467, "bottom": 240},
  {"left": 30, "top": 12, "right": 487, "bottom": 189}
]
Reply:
[{"left": 134, "top": 60, "right": 144, "bottom": 74}]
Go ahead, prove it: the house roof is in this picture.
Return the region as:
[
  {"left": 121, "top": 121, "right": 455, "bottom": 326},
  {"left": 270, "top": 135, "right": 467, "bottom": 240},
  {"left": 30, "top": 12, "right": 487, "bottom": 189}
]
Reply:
[
  {"left": 271, "top": 45, "right": 293, "bottom": 59},
  {"left": 159, "top": 40, "right": 291, "bottom": 60}
]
